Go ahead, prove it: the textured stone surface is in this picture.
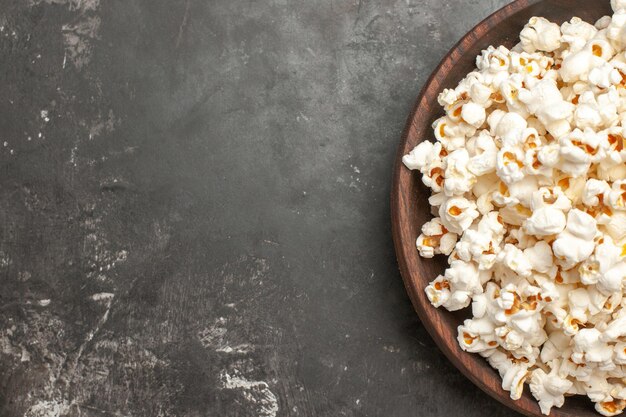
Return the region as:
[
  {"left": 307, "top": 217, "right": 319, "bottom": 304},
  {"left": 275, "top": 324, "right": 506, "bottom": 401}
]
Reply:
[{"left": 0, "top": 0, "right": 519, "bottom": 416}]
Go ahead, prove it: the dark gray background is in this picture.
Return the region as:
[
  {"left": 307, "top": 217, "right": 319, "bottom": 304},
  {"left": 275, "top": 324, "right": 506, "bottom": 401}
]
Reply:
[{"left": 0, "top": 0, "right": 520, "bottom": 416}]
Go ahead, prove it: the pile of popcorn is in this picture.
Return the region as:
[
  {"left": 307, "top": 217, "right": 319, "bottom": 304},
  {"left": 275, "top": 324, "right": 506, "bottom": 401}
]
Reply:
[{"left": 403, "top": 1, "right": 626, "bottom": 415}]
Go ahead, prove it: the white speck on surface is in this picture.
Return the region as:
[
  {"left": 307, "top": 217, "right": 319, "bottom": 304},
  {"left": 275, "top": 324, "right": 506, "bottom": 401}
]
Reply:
[
  {"left": 383, "top": 345, "right": 400, "bottom": 353},
  {"left": 90, "top": 292, "right": 115, "bottom": 302},
  {"left": 38, "top": 299, "right": 51, "bottom": 307},
  {"left": 70, "top": 145, "right": 78, "bottom": 166},
  {"left": 23, "top": 400, "right": 70, "bottom": 417},
  {"left": 40, "top": 110, "right": 50, "bottom": 122},
  {"left": 220, "top": 370, "right": 279, "bottom": 417}
]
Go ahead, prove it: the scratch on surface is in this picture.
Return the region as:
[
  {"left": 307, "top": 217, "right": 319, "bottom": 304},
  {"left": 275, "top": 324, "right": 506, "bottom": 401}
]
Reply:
[
  {"left": 64, "top": 294, "right": 114, "bottom": 382},
  {"left": 353, "top": 0, "right": 363, "bottom": 28},
  {"left": 220, "top": 370, "right": 279, "bottom": 417},
  {"left": 215, "top": 344, "right": 254, "bottom": 354},
  {"left": 175, "top": 0, "right": 191, "bottom": 49}
]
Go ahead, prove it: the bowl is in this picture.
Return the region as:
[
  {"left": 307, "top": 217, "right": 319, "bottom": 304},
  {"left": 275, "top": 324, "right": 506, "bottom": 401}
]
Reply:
[{"left": 391, "top": 1, "right": 613, "bottom": 416}]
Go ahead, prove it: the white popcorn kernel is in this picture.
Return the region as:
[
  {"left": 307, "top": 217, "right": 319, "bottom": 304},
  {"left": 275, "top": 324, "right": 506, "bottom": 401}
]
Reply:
[
  {"left": 493, "top": 111, "right": 528, "bottom": 140},
  {"left": 402, "top": 141, "right": 435, "bottom": 171},
  {"left": 469, "top": 81, "right": 493, "bottom": 106},
  {"left": 569, "top": 288, "right": 591, "bottom": 324},
  {"left": 606, "top": 212, "right": 626, "bottom": 242},
  {"left": 467, "top": 131, "right": 498, "bottom": 176},
  {"left": 437, "top": 88, "right": 459, "bottom": 107},
  {"left": 561, "top": 17, "right": 598, "bottom": 52},
  {"left": 520, "top": 17, "right": 562, "bottom": 53},
  {"left": 497, "top": 147, "right": 526, "bottom": 184},
  {"left": 498, "top": 243, "right": 533, "bottom": 277},
  {"left": 613, "top": 0, "right": 626, "bottom": 12},
  {"left": 433, "top": 117, "right": 466, "bottom": 150},
  {"left": 602, "top": 314, "right": 626, "bottom": 341},
  {"left": 559, "top": 128, "right": 603, "bottom": 175},
  {"left": 552, "top": 209, "right": 597, "bottom": 267},
  {"left": 589, "top": 62, "right": 623, "bottom": 88},
  {"left": 580, "top": 236, "right": 626, "bottom": 294},
  {"left": 425, "top": 275, "right": 451, "bottom": 308},
  {"left": 583, "top": 374, "right": 613, "bottom": 403},
  {"left": 583, "top": 179, "right": 611, "bottom": 207},
  {"left": 560, "top": 49, "right": 597, "bottom": 82},
  {"left": 457, "top": 317, "right": 497, "bottom": 353},
  {"left": 531, "top": 186, "right": 572, "bottom": 212},
  {"left": 439, "top": 197, "right": 479, "bottom": 234},
  {"left": 524, "top": 206, "right": 567, "bottom": 236},
  {"left": 416, "top": 218, "right": 458, "bottom": 258},
  {"left": 518, "top": 78, "right": 574, "bottom": 138},
  {"left": 608, "top": 180, "right": 626, "bottom": 210},
  {"left": 505, "top": 364, "right": 531, "bottom": 400},
  {"left": 461, "top": 102, "right": 487, "bottom": 128},
  {"left": 443, "top": 149, "right": 476, "bottom": 196},
  {"left": 608, "top": 10, "right": 626, "bottom": 49},
  {"left": 529, "top": 367, "right": 573, "bottom": 415},
  {"left": 431, "top": 260, "right": 485, "bottom": 311},
  {"left": 523, "top": 241, "right": 554, "bottom": 273},
  {"left": 477, "top": 45, "right": 511, "bottom": 74},
  {"left": 540, "top": 331, "right": 570, "bottom": 362},
  {"left": 572, "top": 329, "right": 614, "bottom": 370}
]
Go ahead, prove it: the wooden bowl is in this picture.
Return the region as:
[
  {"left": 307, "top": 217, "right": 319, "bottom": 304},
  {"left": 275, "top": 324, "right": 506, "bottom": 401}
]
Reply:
[{"left": 391, "top": 1, "right": 613, "bottom": 416}]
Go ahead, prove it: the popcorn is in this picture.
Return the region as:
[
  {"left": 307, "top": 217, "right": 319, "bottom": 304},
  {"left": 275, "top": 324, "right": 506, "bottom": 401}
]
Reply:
[
  {"left": 607, "top": 179, "right": 626, "bottom": 210},
  {"left": 561, "top": 17, "right": 598, "bottom": 52},
  {"left": 524, "top": 206, "right": 567, "bottom": 236},
  {"left": 467, "top": 130, "right": 498, "bottom": 176},
  {"left": 439, "top": 196, "right": 480, "bottom": 234},
  {"left": 579, "top": 236, "right": 626, "bottom": 294},
  {"left": 572, "top": 329, "right": 613, "bottom": 367},
  {"left": 416, "top": 217, "right": 458, "bottom": 258},
  {"left": 498, "top": 243, "right": 532, "bottom": 277},
  {"left": 607, "top": 10, "right": 626, "bottom": 49},
  {"left": 425, "top": 260, "right": 486, "bottom": 311},
  {"left": 613, "top": 0, "right": 626, "bottom": 12},
  {"left": 482, "top": 349, "right": 531, "bottom": 400},
  {"left": 519, "top": 17, "right": 562, "bottom": 53},
  {"left": 530, "top": 367, "right": 573, "bottom": 415},
  {"left": 552, "top": 209, "right": 597, "bottom": 268},
  {"left": 404, "top": 10, "right": 626, "bottom": 416},
  {"left": 461, "top": 102, "right": 487, "bottom": 128},
  {"left": 589, "top": 62, "right": 623, "bottom": 88},
  {"left": 518, "top": 78, "right": 574, "bottom": 138},
  {"left": 583, "top": 179, "right": 611, "bottom": 207},
  {"left": 524, "top": 241, "right": 555, "bottom": 273},
  {"left": 496, "top": 147, "right": 526, "bottom": 184},
  {"left": 443, "top": 149, "right": 476, "bottom": 196}
]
